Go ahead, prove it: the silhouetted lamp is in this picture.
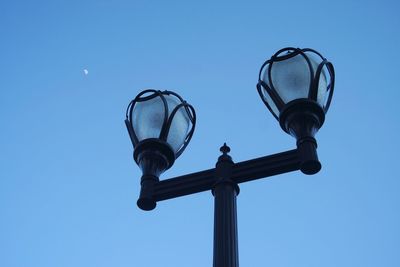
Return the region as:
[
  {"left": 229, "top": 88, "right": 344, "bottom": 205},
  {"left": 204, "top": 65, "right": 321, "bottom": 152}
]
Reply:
[
  {"left": 257, "top": 47, "right": 335, "bottom": 174},
  {"left": 125, "top": 89, "right": 196, "bottom": 210},
  {"left": 125, "top": 47, "right": 336, "bottom": 267}
]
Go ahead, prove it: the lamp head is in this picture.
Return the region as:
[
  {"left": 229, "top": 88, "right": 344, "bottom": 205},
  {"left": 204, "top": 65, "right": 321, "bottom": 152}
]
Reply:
[
  {"left": 125, "top": 89, "right": 196, "bottom": 210},
  {"left": 257, "top": 47, "right": 335, "bottom": 140}
]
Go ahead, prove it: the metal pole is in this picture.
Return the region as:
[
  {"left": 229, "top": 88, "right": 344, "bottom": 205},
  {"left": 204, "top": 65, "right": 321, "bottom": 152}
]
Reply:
[{"left": 213, "top": 144, "right": 240, "bottom": 267}]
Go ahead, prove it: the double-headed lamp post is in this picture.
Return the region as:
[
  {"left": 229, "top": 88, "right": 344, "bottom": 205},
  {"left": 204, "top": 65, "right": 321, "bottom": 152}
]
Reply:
[{"left": 125, "top": 47, "right": 335, "bottom": 267}]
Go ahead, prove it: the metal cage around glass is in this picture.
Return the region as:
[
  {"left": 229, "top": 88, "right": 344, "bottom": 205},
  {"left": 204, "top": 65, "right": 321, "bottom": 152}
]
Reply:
[
  {"left": 125, "top": 89, "right": 196, "bottom": 158},
  {"left": 257, "top": 47, "right": 335, "bottom": 120}
]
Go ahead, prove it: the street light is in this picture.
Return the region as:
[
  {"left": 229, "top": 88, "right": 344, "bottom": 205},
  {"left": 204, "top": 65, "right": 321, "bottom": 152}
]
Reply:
[
  {"left": 125, "top": 89, "right": 196, "bottom": 210},
  {"left": 125, "top": 47, "right": 335, "bottom": 267},
  {"left": 257, "top": 47, "right": 335, "bottom": 174}
]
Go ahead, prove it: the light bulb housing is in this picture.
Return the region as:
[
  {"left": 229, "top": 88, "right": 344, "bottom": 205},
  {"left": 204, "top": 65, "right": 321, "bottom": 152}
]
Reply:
[
  {"left": 257, "top": 47, "right": 335, "bottom": 122},
  {"left": 257, "top": 47, "right": 335, "bottom": 174},
  {"left": 125, "top": 89, "right": 196, "bottom": 210}
]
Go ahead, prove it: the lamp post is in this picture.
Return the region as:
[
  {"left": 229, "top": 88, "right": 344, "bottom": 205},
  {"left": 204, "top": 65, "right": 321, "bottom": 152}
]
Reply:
[{"left": 125, "top": 47, "right": 335, "bottom": 267}]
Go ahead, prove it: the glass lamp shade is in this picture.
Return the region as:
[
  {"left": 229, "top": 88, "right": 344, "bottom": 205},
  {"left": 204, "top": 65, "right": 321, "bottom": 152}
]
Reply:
[
  {"left": 126, "top": 90, "right": 196, "bottom": 157},
  {"left": 257, "top": 47, "right": 335, "bottom": 119}
]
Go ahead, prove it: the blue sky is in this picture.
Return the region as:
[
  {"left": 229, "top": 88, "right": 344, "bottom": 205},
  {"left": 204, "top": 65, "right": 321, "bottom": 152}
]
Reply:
[{"left": 1, "top": 0, "right": 399, "bottom": 266}]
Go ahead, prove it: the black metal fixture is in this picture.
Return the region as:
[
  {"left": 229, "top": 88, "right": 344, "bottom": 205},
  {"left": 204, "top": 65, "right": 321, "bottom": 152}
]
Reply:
[
  {"left": 125, "top": 89, "right": 196, "bottom": 210},
  {"left": 125, "top": 47, "right": 335, "bottom": 267},
  {"left": 257, "top": 47, "right": 335, "bottom": 174}
]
